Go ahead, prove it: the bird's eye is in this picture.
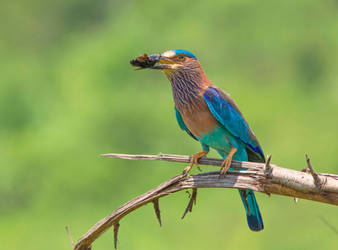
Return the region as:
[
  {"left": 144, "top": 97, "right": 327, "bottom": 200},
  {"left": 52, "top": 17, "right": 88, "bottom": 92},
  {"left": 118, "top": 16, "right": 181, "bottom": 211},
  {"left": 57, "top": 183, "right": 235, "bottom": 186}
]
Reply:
[{"left": 179, "top": 55, "right": 185, "bottom": 59}]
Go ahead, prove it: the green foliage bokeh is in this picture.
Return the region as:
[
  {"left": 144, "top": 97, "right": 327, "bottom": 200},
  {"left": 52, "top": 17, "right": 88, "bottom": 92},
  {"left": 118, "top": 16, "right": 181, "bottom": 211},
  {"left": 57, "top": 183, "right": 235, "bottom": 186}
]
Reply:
[{"left": 1, "top": 0, "right": 337, "bottom": 249}]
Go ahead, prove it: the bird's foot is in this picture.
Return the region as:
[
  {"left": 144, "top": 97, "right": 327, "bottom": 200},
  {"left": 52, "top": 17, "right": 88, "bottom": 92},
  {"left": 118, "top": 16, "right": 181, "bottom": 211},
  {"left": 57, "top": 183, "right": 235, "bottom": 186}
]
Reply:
[
  {"left": 183, "top": 150, "right": 208, "bottom": 175},
  {"left": 220, "top": 157, "right": 232, "bottom": 175},
  {"left": 219, "top": 147, "right": 237, "bottom": 176}
]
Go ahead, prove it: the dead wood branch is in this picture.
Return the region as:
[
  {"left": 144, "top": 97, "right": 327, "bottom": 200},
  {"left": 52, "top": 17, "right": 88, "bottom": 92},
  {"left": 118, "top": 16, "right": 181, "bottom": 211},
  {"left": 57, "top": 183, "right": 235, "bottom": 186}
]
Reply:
[{"left": 72, "top": 153, "right": 338, "bottom": 250}]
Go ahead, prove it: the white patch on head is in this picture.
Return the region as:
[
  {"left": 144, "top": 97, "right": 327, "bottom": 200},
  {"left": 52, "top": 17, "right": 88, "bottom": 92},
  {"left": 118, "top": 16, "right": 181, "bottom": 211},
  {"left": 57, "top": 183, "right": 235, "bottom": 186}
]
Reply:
[{"left": 161, "top": 50, "right": 176, "bottom": 58}]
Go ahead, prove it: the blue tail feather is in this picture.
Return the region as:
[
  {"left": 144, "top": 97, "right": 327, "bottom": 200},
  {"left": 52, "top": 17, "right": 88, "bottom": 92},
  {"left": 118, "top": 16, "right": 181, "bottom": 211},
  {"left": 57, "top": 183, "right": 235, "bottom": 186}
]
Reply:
[
  {"left": 238, "top": 189, "right": 264, "bottom": 231},
  {"left": 217, "top": 150, "right": 264, "bottom": 231}
]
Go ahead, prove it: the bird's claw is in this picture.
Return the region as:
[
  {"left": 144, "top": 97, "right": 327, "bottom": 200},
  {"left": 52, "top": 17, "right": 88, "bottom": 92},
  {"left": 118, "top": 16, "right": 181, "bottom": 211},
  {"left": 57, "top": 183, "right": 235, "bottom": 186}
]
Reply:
[
  {"left": 182, "top": 165, "right": 192, "bottom": 175},
  {"left": 183, "top": 150, "right": 208, "bottom": 175},
  {"left": 182, "top": 160, "right": 201, "bottom": 175},
  {"left": 196, "top": 163, "right": 202, "bottom": 172},
  {"left": 219, "top": 147, "right": 237, "bottom": 178},
  {"left": 219, "top": 158, "right": 232, "bottom": 178}
]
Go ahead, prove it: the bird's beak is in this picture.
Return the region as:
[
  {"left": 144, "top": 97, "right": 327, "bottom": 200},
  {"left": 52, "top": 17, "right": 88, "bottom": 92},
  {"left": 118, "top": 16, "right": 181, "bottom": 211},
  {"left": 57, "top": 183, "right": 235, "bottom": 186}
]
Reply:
[{"left": 150, "top": 54, "right": 176, "bottom": 70}]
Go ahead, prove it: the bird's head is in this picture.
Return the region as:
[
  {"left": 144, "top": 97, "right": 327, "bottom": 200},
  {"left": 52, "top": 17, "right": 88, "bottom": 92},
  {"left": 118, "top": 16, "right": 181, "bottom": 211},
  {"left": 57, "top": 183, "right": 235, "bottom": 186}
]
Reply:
[
  {"left": 152, "top": 49, "right": 200, "bottom": 73},
  {"left": 131, "top": 49, "right": 201, "bottom": 75}
]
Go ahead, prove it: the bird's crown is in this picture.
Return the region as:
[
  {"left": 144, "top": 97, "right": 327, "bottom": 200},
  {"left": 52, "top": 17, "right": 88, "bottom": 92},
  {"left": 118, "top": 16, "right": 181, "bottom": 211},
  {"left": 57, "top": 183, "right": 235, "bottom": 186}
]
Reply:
[{"left": 162, "top": 49, "right": 197, "bottom": 59}]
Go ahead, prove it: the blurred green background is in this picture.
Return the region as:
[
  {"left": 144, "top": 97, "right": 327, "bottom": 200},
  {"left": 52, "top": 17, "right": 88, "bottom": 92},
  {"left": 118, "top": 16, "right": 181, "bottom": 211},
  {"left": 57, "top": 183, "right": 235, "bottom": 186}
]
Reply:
[{"left": 1, "top": 0, "right": 338, "bottom": 249}]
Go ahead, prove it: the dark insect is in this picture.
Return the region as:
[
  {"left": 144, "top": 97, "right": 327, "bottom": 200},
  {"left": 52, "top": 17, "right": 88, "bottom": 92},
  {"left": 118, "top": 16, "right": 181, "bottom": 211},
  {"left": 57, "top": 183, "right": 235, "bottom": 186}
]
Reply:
[{"left": 130, "top": 53, "right": 158, "bottom": 70}]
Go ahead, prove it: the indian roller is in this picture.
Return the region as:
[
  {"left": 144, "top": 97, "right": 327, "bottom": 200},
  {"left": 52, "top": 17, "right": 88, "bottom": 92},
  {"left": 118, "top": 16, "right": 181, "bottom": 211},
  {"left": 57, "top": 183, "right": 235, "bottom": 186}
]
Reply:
[{"left": 132, "top": 49, "right": 264, "bottom": 231}]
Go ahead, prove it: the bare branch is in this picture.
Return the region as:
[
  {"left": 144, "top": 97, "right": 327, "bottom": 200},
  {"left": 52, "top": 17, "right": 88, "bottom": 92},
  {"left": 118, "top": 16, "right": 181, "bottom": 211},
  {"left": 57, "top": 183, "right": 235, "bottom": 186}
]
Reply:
[
  {"left": 100, "top": 153, "right": 223, "bottom": 167},
  {"left": 264, "top": 154, "right": 272, "bottom": 174},
  {"left": 73, "top": 174, "right": 185, "bottom": 250},
  {"left": 318, "top": 215, "right": 338, "bottom": 235},
  {"left": 305, "top": 154, "right": 323, "bottom": 187},
  {"left": 152, "top": 199, "right": 162, "bottom": 226},
  {"left": 181, "top": 188, "right": 197, "bottom": 219},
  {"left": 73, "top": 153, "right": 338, "bottom": 250},
  {"left": 113, "top": 223, "right": 120, "bottom": 249},
  {"left": 65, "top": 226, "right": 74, "bottom": 249}
]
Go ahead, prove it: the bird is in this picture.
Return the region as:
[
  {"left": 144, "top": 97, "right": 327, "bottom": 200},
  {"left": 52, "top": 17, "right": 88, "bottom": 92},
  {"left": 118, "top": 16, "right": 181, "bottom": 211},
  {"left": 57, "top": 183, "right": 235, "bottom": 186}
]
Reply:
[{"left": 136, "top": 49, "right": 264, "bottom": 231}]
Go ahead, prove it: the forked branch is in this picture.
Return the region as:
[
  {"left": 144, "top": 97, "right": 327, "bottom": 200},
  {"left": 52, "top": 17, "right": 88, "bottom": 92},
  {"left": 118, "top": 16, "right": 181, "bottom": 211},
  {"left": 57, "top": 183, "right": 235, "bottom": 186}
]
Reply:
[{"left": 71, "top": 153, "right": 338, "bottom": 250}]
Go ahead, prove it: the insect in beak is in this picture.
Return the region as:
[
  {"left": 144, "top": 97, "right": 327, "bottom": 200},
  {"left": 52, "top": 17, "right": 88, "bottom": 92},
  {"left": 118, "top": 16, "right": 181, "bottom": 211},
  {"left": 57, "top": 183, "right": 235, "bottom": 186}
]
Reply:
[
  {"left": 130, "top": 53, "right": 160, "bottom": 70},
  {"left": 130, "top": 53, "right": 176, "bottom": 70}
]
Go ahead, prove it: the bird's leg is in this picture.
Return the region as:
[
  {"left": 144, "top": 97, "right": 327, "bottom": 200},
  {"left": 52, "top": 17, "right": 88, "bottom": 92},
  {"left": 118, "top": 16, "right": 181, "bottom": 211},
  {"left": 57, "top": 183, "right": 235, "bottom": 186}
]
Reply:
[
  {"left": 220, "top": 147, "right": 237, "bottom": 175},
  {"left": 183, "top": 150, "right": 209, "bottom": 174}
]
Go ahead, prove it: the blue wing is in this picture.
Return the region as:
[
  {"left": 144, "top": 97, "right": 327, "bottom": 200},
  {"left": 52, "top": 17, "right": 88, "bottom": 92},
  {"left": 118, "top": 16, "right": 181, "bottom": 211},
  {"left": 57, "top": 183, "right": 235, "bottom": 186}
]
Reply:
[
  {"left": 175, "top": 107, "right": 198, "bottom": 141},
  {"left": 203, "top": 86, "right": 265, "bottom": 162}
]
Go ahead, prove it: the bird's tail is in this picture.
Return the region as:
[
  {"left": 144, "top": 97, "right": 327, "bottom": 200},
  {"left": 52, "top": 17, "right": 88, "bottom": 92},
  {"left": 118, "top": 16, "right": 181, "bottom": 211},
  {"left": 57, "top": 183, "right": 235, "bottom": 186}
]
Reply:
[{"left": 238, "top": 189, "right": 264, "bottom": 231}]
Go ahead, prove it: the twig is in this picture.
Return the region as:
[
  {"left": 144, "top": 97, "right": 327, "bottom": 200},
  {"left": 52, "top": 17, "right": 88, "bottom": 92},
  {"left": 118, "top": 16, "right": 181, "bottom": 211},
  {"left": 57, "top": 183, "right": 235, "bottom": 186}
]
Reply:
[
  {"left": 72, "top": 153, "right": 338, "bottom": 250},
  {"left": 113, "top": 223, "right": 120, "bottom": 249},
  {"left": 73, "top": 174, "right": 185, "bottom": 250},
  {"left": 65, "top": 226, "right": 74, "bottom": 249},
  {"left": 305, "top": 154, "right": 322, "bottom": 188},
  {"left": 318, "top": 215, "right": 338, "bottom": 235},
  {"left": 152, "top": 199, "right": 162, "bottom": 226},
  {"left": 101, "top": 153, "right": 223, "bottom": 167},
  {"left": 181, "top": 188, "right": 197, "bottom": 219},
  {"left": 264, "top": 154, "right": 272, "bottom": 174}
]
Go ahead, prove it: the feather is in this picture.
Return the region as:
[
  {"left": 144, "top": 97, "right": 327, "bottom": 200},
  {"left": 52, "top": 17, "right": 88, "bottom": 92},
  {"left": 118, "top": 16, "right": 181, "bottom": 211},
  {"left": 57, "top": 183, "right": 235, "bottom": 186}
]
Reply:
[
  {"left": 175, "top": 107, "right": 198, "bottom": 141},
  {"left": 203, "top": 86, "right": 265, "bottom": 162}
]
